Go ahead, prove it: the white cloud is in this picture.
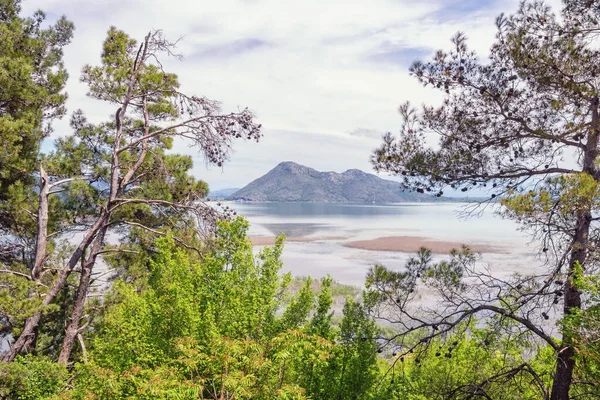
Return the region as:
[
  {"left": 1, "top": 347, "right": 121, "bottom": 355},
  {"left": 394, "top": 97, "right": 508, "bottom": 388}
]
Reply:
[{"left": 22, "top": 0, "right": 541, "bottom": 189}]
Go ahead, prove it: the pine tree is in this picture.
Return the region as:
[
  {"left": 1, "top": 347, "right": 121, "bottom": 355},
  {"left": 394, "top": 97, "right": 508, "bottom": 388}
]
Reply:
[
  {"left": 371, "top": 2, "right": 600, "bottom": 398},
  {"left": 1, "top": 27, "right": 262, "bottom": 364}
]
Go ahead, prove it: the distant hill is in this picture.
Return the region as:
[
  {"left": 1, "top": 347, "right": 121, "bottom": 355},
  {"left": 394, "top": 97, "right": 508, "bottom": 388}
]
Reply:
[
  {"left": 208, "top": 188, "right": 240, "bottom": 199},
  {"left": 227, "top": 162, "right": 443, "bottom": 203}
]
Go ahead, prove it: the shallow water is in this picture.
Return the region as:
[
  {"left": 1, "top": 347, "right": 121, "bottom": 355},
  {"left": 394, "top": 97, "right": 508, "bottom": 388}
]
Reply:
[{"left": 229, "top": 202, "right": 544, "bottom": 286}]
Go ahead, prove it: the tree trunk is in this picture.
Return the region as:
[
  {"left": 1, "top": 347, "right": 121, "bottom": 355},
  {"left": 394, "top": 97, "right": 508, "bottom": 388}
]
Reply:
[
  {"left": 57, "top": 92, "right": 130, "bottom": 363},
  {"left": 58, "top": 227, "right": 106, "bottom": 364},
  {"left": 2, "top": 215, "right": 107, "bottom": 362},
  {"left": 32, "top": 166, "right": 49, "bottom": 281},
  {"left": 13, "top": 166, "right": 51, "bottom": 355},
  {"left": 550, "top": 100, "right": 598, "bottom": 399},
  {"left": 550, "top": 210, "right": 587, "bottom": 400},
  {"left": 2, "top": 312, "right": 42, "bottom": 362}
]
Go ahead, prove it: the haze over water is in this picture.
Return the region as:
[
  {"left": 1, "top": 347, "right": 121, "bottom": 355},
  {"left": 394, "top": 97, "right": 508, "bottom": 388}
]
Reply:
[{"left": 230, "top": 202, "right": 543, "bottom": 286}]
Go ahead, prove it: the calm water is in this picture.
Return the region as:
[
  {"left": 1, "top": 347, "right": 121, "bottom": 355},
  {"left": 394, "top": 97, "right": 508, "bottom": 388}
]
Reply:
[{"left": 229, "top": 202, "right": 543, "bottom": 285}]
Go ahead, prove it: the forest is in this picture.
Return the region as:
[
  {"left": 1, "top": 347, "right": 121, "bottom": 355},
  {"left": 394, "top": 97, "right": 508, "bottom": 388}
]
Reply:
[{"left": 1, "top": 0, "right": 600, "bottom": 399}]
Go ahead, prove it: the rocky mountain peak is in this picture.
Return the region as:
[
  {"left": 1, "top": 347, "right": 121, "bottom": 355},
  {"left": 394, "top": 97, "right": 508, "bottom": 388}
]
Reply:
[{"left": 228, "top": 162, "right": 441, "bottom": 203}]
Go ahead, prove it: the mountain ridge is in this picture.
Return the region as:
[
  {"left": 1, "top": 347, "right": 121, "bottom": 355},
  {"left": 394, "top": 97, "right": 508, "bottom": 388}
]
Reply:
[
  {"left": 208, "top": 187, "right": 241, "bottom": 199},
  {"left": 227, "top": 161, "right": 442, "bottom": 203}
]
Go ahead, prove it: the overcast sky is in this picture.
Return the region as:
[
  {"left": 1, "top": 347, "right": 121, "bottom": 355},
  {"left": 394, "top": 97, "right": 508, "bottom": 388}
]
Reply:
[{"left": 24, "top": 0, "right": 563, "bottom": 191}]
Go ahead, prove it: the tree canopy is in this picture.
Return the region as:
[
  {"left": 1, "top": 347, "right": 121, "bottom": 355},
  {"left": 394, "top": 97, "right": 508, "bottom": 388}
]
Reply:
[
  {"left": 0, "top": 23, "right": 262, "bottom": 364},
  {"left": 0, "top": 0, "right": 73, "bottom": 248},
  {"left": 372, "top": 1, "right": 600, "bottom": 398}
]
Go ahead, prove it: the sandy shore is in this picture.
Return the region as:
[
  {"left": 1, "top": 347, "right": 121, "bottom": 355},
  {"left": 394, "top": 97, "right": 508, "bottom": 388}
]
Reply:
[
  {"left": 250, "top": 235, "right": 348, "bottom": 246},
  {"left": 343, "top": 236, "right": 504, "bottom": 254}
]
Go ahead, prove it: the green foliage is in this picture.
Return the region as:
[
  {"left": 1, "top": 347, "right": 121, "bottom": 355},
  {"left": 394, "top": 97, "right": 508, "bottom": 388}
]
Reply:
[
  {"left": 376, "top": 332, "right": 554, "bottom": 400},
  {"left": 310, "top": 276, "right": 335, "bottom": 339},
  {"left": 290, "top": 276, "right": 361, "bottom": 299},
  {"left": 0, "top": 355, "right": 68, "bottom": 399},
  {"left": 501, "top": 173, "right": 600, "bottom": 224},
  {"left": 0, "top": 0, "right": 73, "bottom": 200},
  {"left": 21, "top": 218, "right": 384, "bottom": 399},
  {"left": 281, "top": 277, "right": 315, "bottom": 331},
  {"left": 62, "top": 219, "right": 327, "bottom": 398},
  {"left": 332, "top": 298, "right": 380, "bottom": 399},
  {"left": 0, "top": 0, "right": 73, "bottom": 321}
]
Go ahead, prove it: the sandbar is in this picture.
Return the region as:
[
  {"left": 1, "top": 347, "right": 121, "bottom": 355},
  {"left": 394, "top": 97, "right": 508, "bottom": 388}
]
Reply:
[{"left": 343, "top": 236, "right": 504, "bottom": 254}]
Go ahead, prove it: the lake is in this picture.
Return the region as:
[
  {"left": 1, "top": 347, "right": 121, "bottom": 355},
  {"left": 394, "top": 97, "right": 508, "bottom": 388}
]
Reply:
[{"left": 229, "top": 202, "right": 544, "bottom": 286}]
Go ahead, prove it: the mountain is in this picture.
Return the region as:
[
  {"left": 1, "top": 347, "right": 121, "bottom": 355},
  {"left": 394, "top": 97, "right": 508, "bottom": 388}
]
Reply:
[
  {"left": 208, "top": 188, "right": 240, "bottom": 199},
  {"left": 227, "top": 162, "right": 440, "bottom": 203}
]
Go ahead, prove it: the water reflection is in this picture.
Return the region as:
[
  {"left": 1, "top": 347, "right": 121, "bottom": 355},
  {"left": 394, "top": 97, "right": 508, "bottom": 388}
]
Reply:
[
  {"left": 262, "top": 223, "right": 332, "bottom": 237},
  {"left": 237, "top": 202, "right": 410, "bottom": 218},
  {"left": 228, "top": 202, "right": 540, "bottom": 285}
]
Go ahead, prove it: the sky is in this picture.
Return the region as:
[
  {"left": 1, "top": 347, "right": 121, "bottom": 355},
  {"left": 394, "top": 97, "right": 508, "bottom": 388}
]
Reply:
[{"left": 23, "top": 0, "right": 563, "bottom": 191}]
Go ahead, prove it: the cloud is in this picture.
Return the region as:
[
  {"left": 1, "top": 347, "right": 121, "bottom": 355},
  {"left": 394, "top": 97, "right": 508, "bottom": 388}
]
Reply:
[
  {"left": 366, "top": 44, "right": 432, "bottom": 68},
  {"left": 188, "top": 38, "right": 271, "bottom": 60},
  {"left": 21, "top": 0, "right": 544, "bottom": 191},
  {"left": 426, "top": 0, "right": 499, "bottom": 22},
  {"left": 348, "top": 128, "right": 386, "bottom": 139}
]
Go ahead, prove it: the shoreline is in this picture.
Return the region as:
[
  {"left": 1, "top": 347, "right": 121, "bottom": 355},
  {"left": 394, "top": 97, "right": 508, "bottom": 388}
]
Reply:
[
  {"left": 249, "top": 235, "right": 348, "bottom": 246},
  {"left": 250, "top": 234, "right": 505, "bottom": 254}
]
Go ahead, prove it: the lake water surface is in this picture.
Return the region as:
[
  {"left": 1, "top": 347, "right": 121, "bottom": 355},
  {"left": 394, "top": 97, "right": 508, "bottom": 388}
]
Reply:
[{"left": 230, "top": 202, "right": 544, "bottom": 286}]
